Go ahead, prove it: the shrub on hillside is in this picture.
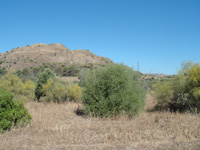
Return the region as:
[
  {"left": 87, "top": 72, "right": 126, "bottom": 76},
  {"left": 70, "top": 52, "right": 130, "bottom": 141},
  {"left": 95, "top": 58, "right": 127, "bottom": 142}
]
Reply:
[
  {"left": 0, "top": 72, "right": 35, "bottom": 102},
  {"left": 0, "top": 90, "right": 32, "bottom": 133},
  {"left": 0, "top": 68, "right": 7, "bottom": 76},
  {"left": 35, "top": 69, "right": 55, "bottom": 100},
  {"left": 81, "top": 63, "right": 146, "bottom": 117}
]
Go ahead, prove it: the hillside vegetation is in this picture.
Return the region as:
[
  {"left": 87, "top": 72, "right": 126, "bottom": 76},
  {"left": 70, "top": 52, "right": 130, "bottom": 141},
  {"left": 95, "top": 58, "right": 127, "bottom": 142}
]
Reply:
[{"left": 0, "top": 43, "right": 112, "bottom": 77}]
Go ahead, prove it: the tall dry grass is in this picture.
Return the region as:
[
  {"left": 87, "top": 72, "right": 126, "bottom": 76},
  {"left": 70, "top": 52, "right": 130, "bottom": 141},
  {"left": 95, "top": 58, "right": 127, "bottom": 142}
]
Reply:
[{"left": 0, "top": 94, "right": 200, "bottom": 150}]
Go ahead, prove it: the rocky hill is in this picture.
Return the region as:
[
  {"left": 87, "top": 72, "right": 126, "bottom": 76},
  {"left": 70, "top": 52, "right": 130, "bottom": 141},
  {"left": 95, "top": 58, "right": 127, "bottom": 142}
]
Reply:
[{"left": 0, "top": 43, "right": 112, "bottom": 71}]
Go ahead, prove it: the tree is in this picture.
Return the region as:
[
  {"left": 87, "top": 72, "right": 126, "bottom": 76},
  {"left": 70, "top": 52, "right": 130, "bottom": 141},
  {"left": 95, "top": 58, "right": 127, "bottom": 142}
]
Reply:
[{"left": 35, "top": 69, "right": 55, "bottom": 100}]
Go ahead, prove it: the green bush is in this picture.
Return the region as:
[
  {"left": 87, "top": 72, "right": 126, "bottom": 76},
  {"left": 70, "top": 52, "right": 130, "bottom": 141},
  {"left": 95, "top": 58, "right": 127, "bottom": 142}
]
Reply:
[
  {"left": 0, "top": 68, "right": 7, "bottom": 76},
  {"left": 66, "top": 82, "right": 82, "bottom": 101},
  {"left": 154, "top": 61, "right": 200, "bottom": 112},
  {"left": 81, "top": 63, "right": 146, "bottom": 117},
  {"left": 185, "top": 63, "right": 200, "bottom": 109},
  {"left": 35, "top": 69, "right": 55, "bottom": 100},
  {"left": 0, "top": 72, "right": 35, "bottom": 102},
  {"left": 40, "top": 78, "right": 82, "bottom": 103},
  {"left": 40, "top": 78, "right": 66, "bottom": 103},
  {"left": 0, "top": 90, "right": 32, "bottom": 132},
  {"left": 154, "top": 74, "right": 187, "bottom": 111}
]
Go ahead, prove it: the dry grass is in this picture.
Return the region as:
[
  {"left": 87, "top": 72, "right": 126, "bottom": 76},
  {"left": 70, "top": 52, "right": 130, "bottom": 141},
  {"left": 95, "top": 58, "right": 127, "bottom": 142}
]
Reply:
[{"left": 0, "top": 95, "right": 200, "bottom": 150}]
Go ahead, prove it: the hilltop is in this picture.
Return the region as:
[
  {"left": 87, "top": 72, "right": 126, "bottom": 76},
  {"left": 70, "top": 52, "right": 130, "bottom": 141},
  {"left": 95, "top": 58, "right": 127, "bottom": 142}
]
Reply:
[{"left": 0, "top": 43, "right": 112, "bottom": 71}]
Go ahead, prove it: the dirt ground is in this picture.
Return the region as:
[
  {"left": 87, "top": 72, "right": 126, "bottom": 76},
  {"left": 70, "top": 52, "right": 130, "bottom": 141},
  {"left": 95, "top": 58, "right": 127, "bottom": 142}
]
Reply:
[{"left": 0, "top": 94, "right": 200, "bottom": 150}]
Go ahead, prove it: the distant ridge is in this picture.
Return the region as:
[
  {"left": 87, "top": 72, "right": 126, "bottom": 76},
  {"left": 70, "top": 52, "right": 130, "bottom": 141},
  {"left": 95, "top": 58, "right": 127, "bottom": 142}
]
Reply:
[{"left": 0, "top": 43, "right": 112, "bottom": 71}]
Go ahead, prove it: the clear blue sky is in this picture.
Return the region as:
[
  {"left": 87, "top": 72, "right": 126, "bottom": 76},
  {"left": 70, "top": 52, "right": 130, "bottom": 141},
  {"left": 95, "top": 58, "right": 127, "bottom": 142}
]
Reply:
[{"left": 0, "top": 0, "right": 200, "bottom": 75}]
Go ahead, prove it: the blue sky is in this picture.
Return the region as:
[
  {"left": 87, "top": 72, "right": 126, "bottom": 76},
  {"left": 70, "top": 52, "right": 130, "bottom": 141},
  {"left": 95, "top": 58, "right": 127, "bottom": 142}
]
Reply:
[{"left": 0, "top": 0, "right": 200, "bottom": 75}]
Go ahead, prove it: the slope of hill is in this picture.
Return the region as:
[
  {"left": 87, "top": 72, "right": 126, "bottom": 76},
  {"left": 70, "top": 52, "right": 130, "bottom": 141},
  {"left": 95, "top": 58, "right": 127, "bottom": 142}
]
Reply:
[{"left": 0, "top": 43, "right": 112, "bottom": 71}]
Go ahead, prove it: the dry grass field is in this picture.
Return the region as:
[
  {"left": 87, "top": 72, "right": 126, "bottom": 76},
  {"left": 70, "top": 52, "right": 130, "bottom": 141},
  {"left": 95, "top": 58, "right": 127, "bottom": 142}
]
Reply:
[{"left": 0, "top": 94, "right": 200, "bottom": 150}]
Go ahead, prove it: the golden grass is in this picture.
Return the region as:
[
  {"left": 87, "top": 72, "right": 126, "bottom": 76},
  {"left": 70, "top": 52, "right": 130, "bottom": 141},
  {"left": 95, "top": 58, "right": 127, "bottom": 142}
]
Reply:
[{"left": 0, "top": 95, "right": 200, "bottom": 150}]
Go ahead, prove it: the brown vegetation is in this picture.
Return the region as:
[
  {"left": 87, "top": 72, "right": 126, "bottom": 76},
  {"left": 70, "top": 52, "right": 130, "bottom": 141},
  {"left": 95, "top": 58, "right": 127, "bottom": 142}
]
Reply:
[{"left": 0, "top": 94, "right": 199, "bottom": 150}]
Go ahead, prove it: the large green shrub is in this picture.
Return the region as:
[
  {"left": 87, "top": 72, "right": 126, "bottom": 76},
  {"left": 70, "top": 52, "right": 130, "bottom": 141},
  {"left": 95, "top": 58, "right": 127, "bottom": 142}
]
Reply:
[
  {"left": 154, "top": 61, "right": 200, "bottom": 112},
  {"left": 35, "top": 69, "right": 55, "bottom": 100},
  {"left": 185, "top": 63, "right": 200, "bottom": 109},
  {"left": 81, "top": 63, "right": 146, "bottom": 117},
  {"left": 154, "top": 74, "right": 187, "bottom": 111},
  {"left": 0, "top": 90, "right": 32, "bottom": 132}
]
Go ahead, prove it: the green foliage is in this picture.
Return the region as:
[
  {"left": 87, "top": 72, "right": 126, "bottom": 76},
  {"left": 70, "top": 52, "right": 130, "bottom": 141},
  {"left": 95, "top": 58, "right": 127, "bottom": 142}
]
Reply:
[
  {"left": 16, "top": 70, "right": 22, "bottom": 76},
  {"left": 66, "top": 82, "right": 82, "bottom": 101},
  {"left": 81, "top": 63, "right": 146, "bottom": 117},
  {"left": 0, "top": 68, "right": 7, "bottom": 76},
  {"left": 0, "top": 72, "right": 35, "bottom": 102},
  {"left": 40, "top": 77, "right": 82, "bottom": 103},
  {"left": 22, "top": 68, "right": 29, "bottom": 75},
  {"left": 40, "top": 78, "right": 66, "bottom": 103},
  {"left": 154, "top": 61, "right": 200, "bottom": 112},
  {"left": 154, "top": 80, "right": 173, "bottom": 107},
  {"left": 35, "top": 69, "right": 55, "bottom": 100},
  {"left": 185, "top": 63, "right": 200, "bottom": 109},
  {"left": 0, "top": 90, "right": 32, "bottom": 132},
  {"left": 154, "top": 74, "right": 186, "bottom": 111},
  {"left": 21, "top": 68, "right": 30, "bottom": 79}
]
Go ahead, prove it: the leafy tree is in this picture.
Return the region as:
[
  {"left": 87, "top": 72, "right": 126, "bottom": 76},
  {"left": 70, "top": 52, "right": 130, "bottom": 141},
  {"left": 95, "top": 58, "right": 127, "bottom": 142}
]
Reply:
[
  {"left": 81, "top": 63, "right": 146, "bottom": 117},
  {"left": 35, "top": 69, "right": 55, "bottom": 100}
]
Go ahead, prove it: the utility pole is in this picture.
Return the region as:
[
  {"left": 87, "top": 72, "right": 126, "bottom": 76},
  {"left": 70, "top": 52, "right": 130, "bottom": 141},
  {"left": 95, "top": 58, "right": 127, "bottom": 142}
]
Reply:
[{"left": 137, "top": 61, "right": 140, "bottom": 72}]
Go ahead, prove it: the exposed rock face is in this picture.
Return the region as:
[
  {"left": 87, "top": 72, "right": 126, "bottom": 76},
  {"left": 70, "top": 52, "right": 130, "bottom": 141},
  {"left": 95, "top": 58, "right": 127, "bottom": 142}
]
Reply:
[{"left": 0, "top": 43, "right": 112, "bottom": 70}]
